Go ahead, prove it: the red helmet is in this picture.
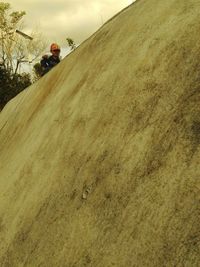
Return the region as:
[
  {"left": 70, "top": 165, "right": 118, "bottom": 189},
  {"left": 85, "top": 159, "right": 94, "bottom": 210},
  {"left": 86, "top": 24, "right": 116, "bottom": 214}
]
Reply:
[{"left": 50, "top": 43, "right": 60, "bottom": 52}]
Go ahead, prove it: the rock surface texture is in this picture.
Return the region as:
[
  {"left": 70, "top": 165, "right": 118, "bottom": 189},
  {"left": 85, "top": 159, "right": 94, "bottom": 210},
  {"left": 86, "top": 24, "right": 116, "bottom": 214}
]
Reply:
[{"left": 0, "top": 0, "right": 200, "bottom": 266}]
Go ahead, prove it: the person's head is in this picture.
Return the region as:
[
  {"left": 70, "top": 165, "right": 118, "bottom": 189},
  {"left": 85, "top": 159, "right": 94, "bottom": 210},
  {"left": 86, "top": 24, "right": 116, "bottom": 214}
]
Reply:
[{"left": 50, "top": 43, "right": 61, "bottom": 57}]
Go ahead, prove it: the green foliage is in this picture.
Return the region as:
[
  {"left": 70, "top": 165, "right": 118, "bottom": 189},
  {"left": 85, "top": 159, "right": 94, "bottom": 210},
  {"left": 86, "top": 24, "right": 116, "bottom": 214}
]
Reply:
[
  {"left": 0, "top": 1, "right": 27, "bottom": 73},
  {"left": 0, "top": 1, "right": 46, "bottom": 75},
  {"left": 66, "top": 37, "right": 76, "bottom": 51},
  {"left": 33, "top": 62, "right": 43, "bottom": 80},
  {"left": 0, "top": 2, "right": 25, "bottom": 29},
  {"left": 0, "top": 65, "right": 31, "bottom": 110},
  {"left": 10, "top": 11, "right": 26, "bottom": 24},
  {"left": 0, "top": 2, "right": 31, "bottom": 110},
  {"left": 0, "top": 2, "right": 46, "bottom": 111}
]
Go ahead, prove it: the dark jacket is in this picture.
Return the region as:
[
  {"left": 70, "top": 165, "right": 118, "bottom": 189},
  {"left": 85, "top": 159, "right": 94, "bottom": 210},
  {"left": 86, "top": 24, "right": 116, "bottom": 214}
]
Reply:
[{"left": 40, "top": 55, "right": 60, "bottom": 76}]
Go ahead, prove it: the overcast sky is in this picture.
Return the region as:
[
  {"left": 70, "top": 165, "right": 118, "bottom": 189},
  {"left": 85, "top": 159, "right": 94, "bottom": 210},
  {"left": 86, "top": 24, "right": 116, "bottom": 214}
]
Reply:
[{"left": 7, "top": 0, "right": 135, "bottom": 48}]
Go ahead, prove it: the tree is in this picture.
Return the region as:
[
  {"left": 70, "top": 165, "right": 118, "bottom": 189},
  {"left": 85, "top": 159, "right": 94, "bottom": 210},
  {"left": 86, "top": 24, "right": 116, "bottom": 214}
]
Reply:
[
  {"left": 0, "top": 64, "right": 31, "bottom": 110},
  {"left": 0, "top": 2, "right": 25, "bottom": 73},
  {"left": 0, "top": 2, "right": 47, "bottom": 75},
  {"left": 0, "top": 2, "right": 46, "bottom": 110}
]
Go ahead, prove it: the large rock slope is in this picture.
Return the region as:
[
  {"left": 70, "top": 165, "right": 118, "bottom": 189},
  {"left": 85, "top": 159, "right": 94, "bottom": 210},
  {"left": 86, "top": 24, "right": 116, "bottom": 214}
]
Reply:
[{"left": 0, "top": 0, "right": 200, "bottom": 266}]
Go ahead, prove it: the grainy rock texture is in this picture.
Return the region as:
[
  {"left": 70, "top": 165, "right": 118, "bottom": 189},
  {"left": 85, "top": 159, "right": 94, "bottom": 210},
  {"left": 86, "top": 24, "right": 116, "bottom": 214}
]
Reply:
[{"left": 0, "top": 0, "right": 200, "bottom": 266}]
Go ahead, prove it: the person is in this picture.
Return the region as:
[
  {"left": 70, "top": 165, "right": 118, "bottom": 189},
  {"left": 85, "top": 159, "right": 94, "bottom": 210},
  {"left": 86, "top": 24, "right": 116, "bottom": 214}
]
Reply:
[{"left": 40, "top": 43, "right": 61, "bottom": 76}]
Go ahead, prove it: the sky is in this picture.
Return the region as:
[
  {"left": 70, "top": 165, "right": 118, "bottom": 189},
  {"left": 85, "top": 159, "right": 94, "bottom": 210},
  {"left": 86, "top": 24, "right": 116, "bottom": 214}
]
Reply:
[{"left": 6, "top": 0, "right": 135, "bottom": 50}]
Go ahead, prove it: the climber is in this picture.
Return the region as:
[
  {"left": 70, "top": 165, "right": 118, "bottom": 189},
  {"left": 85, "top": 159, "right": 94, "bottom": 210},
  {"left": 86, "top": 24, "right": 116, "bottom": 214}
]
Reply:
[{"left": 40, "top": 43, "right": 61, "bottom": 76}]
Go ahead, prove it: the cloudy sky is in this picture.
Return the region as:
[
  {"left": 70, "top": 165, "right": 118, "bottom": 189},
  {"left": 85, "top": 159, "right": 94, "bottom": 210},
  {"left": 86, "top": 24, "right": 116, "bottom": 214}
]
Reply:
[{"left": 7, "top": 0, "right": 135, "bottom": 48}]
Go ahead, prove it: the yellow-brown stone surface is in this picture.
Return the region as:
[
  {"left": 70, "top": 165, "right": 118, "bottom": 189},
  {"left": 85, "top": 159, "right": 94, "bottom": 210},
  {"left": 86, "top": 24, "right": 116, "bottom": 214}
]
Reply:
[{"left": 0, "top": 0, "right": 200, "bottom": 266}]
